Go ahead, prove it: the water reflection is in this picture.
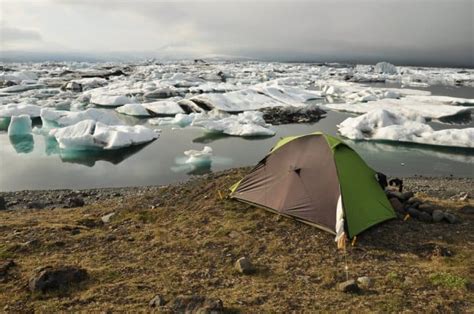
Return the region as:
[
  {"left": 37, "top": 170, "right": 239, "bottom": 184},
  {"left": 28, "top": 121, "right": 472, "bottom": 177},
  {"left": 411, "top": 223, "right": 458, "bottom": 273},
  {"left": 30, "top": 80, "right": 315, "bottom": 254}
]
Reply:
[
  {"left": 9, "top": 134, "right": 34, "bottom": 153},
  {"left": 192, "top": 132, "right": 274, "bottom": 144}
]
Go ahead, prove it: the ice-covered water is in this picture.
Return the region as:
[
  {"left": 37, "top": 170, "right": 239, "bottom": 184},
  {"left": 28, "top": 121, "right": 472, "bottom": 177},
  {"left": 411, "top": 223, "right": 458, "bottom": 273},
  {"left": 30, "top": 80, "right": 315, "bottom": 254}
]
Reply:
[{"left": 1, "top": 60, "right": 473, "bottom": 191}]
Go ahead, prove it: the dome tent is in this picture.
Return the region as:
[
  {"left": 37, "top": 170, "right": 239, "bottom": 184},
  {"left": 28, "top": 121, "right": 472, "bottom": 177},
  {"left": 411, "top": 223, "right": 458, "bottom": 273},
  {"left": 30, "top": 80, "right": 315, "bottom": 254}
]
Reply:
[{"left": 229, "top": 132, "right": 395, "bottom": 240}]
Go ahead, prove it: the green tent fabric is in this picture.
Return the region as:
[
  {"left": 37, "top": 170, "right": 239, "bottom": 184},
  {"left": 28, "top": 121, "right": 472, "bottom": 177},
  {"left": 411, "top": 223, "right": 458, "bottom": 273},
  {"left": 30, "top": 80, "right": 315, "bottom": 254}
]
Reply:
[{"left": 230, "top": 132, "right": 395, "bottom": 238}]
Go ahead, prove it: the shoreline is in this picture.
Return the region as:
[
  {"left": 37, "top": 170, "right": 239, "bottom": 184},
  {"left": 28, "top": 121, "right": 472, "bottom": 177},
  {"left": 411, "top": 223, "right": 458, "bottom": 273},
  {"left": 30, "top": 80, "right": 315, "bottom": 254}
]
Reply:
[{"left": 1, "top": 168, "right": 473, "bottom": 211}]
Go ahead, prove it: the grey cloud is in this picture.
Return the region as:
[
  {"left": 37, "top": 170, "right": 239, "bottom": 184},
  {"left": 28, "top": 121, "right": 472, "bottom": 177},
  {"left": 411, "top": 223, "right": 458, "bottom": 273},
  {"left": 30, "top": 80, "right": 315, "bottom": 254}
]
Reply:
[{"left": 1, "top": 26, "right": 43, "bottom": 43}]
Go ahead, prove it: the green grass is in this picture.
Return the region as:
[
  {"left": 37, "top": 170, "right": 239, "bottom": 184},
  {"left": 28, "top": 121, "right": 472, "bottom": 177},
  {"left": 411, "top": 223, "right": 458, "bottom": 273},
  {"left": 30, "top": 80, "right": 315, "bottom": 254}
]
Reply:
[{"left": 429, "top": 272, "right": 468, "bottom": 289}]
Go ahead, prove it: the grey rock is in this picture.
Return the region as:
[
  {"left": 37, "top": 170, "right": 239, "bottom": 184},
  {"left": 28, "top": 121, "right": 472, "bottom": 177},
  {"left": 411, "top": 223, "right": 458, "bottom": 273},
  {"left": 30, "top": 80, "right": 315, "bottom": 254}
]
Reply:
[
  {"left": 234, "top": 257, "right": 254, "bottom": 275},
  {"left": 338, "top": 279, "right": 359, "bottom": 293},
  {"left": 386, "top": 191, "right": 405, "bottom": 201},
  {"left": 357, "top": 276, "right": 373, "bottom": 289},
  {"left": 401, "top": 191, "right": 414, "bottom": 201},
  {"left": 67, "top": 197, "right": 84, "bottom": 208},
  {"left": 418, "top": 203, "right": 434, "bottom": 215},
  {"left": 0, "top": 260, "right": 15, "bottom": 280},
  {"left": 459, "top": 205, "right": 474, "bottom": 215},
  {"left": 169, "top": 295, "right": 224, "bottom": 313},
  {"left": 29, "top": 266, "right": 88, "bottom": 293},
  {"left": 389, "top": 198, "right": 404, "bottom": 213},
  {"left": 27, "top": 201, "right": 45, "bottom": 209},
  {"left": 418, "top": 211, "right": 432, "bottom": 223},
  {"left": 407, "top": 208, "right": 421, "bottom": 219},
  {"left": 444, "top": 212, "right": 460, "bottom": 224},
  {"left": 0, "top": 196, "right": 6, "bottom": 210},
  {"left": 149, "top": 294, "right": 166, "bottom": 308},
  {"left": 432, "top": 210, "right": 445, "bottom": 222}
]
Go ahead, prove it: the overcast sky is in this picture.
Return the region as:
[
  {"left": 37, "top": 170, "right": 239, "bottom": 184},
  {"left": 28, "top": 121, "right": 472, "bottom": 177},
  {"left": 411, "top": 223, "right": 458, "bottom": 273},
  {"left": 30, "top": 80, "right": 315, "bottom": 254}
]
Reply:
[{"left": 1, "top": 0, "right": 473, "bottom": 66}]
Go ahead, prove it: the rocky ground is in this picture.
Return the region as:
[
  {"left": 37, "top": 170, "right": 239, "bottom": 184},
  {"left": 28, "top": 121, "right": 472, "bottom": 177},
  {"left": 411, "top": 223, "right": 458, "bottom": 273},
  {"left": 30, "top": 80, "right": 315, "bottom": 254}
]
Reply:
[{"left": 0, "top": 168, "right": 473, "bottom": 312}]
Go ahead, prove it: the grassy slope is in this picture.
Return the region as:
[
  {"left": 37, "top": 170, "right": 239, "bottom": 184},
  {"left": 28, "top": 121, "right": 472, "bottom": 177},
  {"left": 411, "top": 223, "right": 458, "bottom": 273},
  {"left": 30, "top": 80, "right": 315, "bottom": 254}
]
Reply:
[{"left": 0, "top": 168, "right": 473, "bottom": 312}]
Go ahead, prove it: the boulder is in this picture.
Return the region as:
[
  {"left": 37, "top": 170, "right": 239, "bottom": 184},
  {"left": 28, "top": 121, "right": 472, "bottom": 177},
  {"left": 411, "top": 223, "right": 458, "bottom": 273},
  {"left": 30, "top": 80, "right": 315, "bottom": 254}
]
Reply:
[
  {"left": 459, "top": 205, "right": 474, "bottom": 215},
  {"left": 234, "top": 257, "right": 254, "bottom": 275},
  {"left": 0, "top": 196, "right": 6, "bottom": 210},
  {"left": 27, "top": 201, "right": 45, "bottom": 209},
  {"left": 169, "top": 295, "right": 224, "bottom": 313},
  {"left": 67, "top": 197, "right": 84, "bottom": 208},
  {"left": 444, "top": 212, "right": 460, "bottom": 224},
  {"left": 407, "top": 208, "right": 421, "bottom": 219},
  {"left": 432, "top": 210, "right": 445, "bottom": 223},
  {"left": 401, "top": 191, "right": 414, "bottom": 201},
  {"left": 101, "top": 212, "right": 115, "bottom": 223},
  {"left": 337, "top": 279, "right": 359, "bottom": 293},
  {"left": 418, "top": 203, "right": 434, "bottom": 215},
  {"left": 357, "top": 276, "right": 373, "bottom": 289},
  {"left": 0, "top": 260, "right": 15, "bottom": 280},
  {"left": 29, "top": 266, "right": 88, "bottom": 293},
  {"left": 389, "top": 198, "right": 404, "bottom": 213},
  {"left": 418, "top": 211, "right": 432, "bottom": 223}
]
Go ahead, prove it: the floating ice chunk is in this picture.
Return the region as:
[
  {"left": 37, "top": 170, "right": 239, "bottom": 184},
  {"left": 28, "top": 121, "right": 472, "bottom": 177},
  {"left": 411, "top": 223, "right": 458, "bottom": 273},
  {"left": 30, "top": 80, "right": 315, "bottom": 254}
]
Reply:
[
  {"left": 374, "top": 62, "right": 397, "bottom": 74},
  {"left": 149, "top": 113, "right": 194, "bottom": 127},
  {"left": 143, "top": 100, "right": 185, "bottom": 115},
  {"left": 0, "top": 103, "right": 42, "bottom": 118},
  {"left": 90, "top": 94, "right": 134, "bottom": 107},
  {"left": 49, "top": 120, "right": 159, "bottom": 150},
  {"left": 0, "top": 70, "right": 38, "bottom": 82},
  {"left": 8, "top": 115, "right": 32, "bottom": 135},
  {"left": 338, "top": 108, "right": 474, "bottom": 148},
  {"left": 190, "top": 90, "right": 282, "bottom": 112},
  {"left": 93, "top": 123, "right": 159, "bottom": 150},
  {"left": 325, "top": 98, "right": 471, "bottom": 120},
  {"left": 69, "top": 77, "right": 108, "bottom": 91},
  {"left": 252, "top": 84, "right": 322, "bottom": 104},
  {"left": 192, "top": 110, "right": 275, "bottom": 137},
  {"left": 0, "top": 84, "right": 44, "bottom": 93},
  {"left": 41, "top": 108, "right": 123, "bottom": 128},
  {"left": 403, "top": 95, "right": 474, "bottom": 106},
  {"left": 116, "top": 103, "right": 151, "bottom": 117},
  {"left": 184, "top": 146, "right": 213, "bottom": 165}
]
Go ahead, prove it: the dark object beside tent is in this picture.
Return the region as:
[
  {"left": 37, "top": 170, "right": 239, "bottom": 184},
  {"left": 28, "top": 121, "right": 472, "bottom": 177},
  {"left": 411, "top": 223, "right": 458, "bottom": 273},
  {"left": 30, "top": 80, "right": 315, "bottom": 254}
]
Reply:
[{"left": 230, "top": 132, "right": 395, "bottom": 239}]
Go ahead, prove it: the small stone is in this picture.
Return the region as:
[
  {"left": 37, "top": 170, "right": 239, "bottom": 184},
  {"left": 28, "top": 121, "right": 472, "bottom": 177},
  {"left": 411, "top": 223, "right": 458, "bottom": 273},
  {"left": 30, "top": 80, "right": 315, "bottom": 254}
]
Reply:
[
  {"left": 29, "top": 265, "right": 88, "bottom": 293},
  {"left": 444, "top": 212, "right": 460, "bottom": 224},
  {"left": 389, "top": 198, "right": 404, "bottom": 213},
  {"left": 418, "top": 203, "right": 434, "bottom": 215},
  {"left": 149, "top": 294, "right": 166, "bottom": 308},
  {"left": 0, "top": 260, "right": 15, "bottom": 279},
  {"left": 401, "top": 191, "right": 414, "bottom": 201},
  {"left": 459, "top": 205, "right": 474, "bottom": 215},
  {"left": 418, "top": 211, "right": 432, "bottom": 223},
  {"left": 67, "top": 197, "right": 84, "bottom": 208},
  {"left": 458, "top": 192, "right": 469, "bottom": 201},
  {"left": 407, "top": 208, "right": 421, "bottom": 219},
  {"left": 338, "top": 279, "right": 359, "bottom": 293},
  {"left": 0, "top": 196, "right": 6, "bottom": 210},
  {"left": 406, "top": 197, "right": 421, "bottom": 205},
  {"left": 432, "top": 210, "right": 444, "bottom": 222},
  {"left": 169, "top": 295, "right": 224, "bottom": 313},
  {"left": 357, "top": 276, "right": 373, "bottom": 289},
  {"left": 386, "top": 191, "right": 404, "bottom": 201},
  {"left": 101, "top": 212, "right": 115, "bottom": 223},
  {"left": 234, "top": 257, "right": 254, "bottom": 275},
  {"left": 27, "top": 201, "right": 45, "bottom": 209}
]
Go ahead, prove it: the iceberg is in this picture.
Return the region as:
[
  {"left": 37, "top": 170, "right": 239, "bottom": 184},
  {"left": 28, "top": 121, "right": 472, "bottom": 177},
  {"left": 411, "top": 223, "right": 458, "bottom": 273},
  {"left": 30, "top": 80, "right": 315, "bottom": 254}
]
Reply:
[
  {"left": 338, "top": 108, "right": 474, "bottom": 148},
  {"left": 143, "top": 100, "right": 185, "bottom": 115},
  {"left": 0, "top": 103, "right": 42, "bottom": 118},
  {"left": 374, "top": 62, "right": 397, "bottom": 74},
  {"left": 49, "top": 119, "right": 160, "bottom": 150},
  {"left": 7, "top": 115, "right": 32, "bottom": 136},
  {"left": 116, "top": 103, "right": 151, "bottom": 117},
  {"left": 325, "top": 98, "right": 471, "bottom": 120},
  {"left": 149, "top": 113, "right": 194, "bottom": 127},
  {"left": 184, "top": 146, "right": 213, "bottom": 166},
  {"left": 41, "top": 108, "right": 123, "bottom": 128},
  {"left": 90, "top": 94, "right": 134, "bottom": 107}
]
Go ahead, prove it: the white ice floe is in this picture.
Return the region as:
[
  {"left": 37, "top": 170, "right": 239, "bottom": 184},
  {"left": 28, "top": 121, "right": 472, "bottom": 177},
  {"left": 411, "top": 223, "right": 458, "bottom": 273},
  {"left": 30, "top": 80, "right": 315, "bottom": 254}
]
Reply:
[
  {"left": 192, "top": 110, "right": 275, "bottom": 137},
  {"left": 49, "top": 119, "right": 160, "bottom": 150},
  {"left": 0, "top": 103, "right": 42, "bottom": 118},
  {"left": 374, "top": 62, "right": 397, "bottom": 74},
  {"left": 70, "top": 77, "right": 108, "bottom": 90},
  {"left": 0, "top": 84, "right": 45, "bottom": 93},
  {"left": 184, "top": 146, "right": 213, "bottom": 165},
  {"left": 150, "top": 109, "right": 275, "bottom": 137},
  {"left": 403, "top": 95, "right": 474, "bottom": 106},
  {"left": 116, "top": 103, "right": 151, "bottom": 117},
  {"left": 149, "top": 113, "right": 194, "bottom": 127},
  {"left": 143, "top": 100, "right": 185, "bottom": 115},
  {"left": 41, "top": 108, "right": 123, "bottom": 128},
  {"left": 325, "top": 98, "right": 471, "bottom": 120},
  {"left": 90, "top": 94, "right": 134, "bottom": 107},
  {"left": 0, "top": 71, "right": 38, "bottom": 82},
  {"left": 338, "top": 108, "right": 474, "bottom": 148},
  {"left": 8, "top": 115, "right": 32, "bottom": 136}
]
